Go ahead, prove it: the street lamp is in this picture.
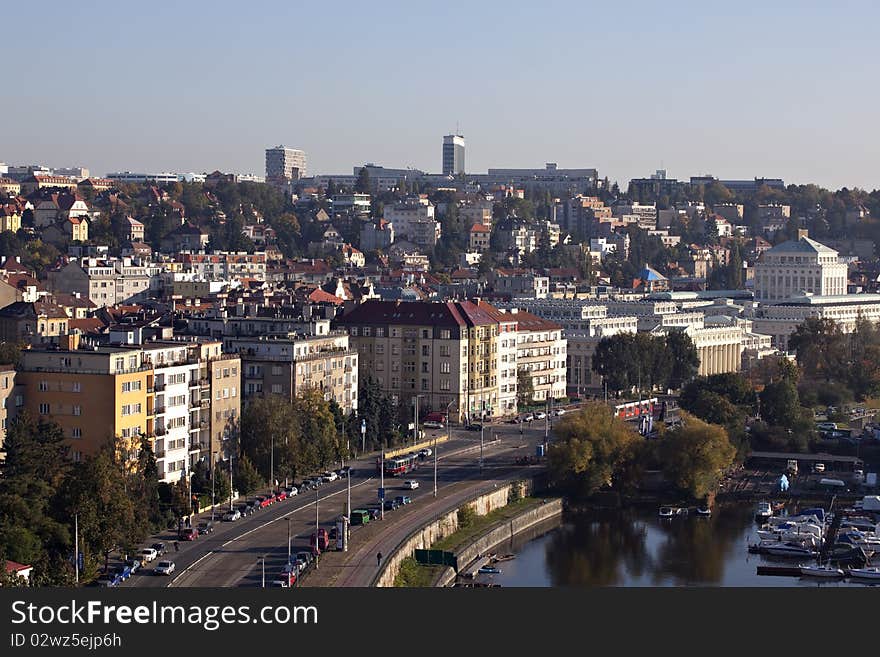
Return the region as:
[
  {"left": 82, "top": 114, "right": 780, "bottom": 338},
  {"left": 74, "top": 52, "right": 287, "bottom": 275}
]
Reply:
[
  {"left": 260, "top": 556, "right": 265, "bottom": 588},
  {"left": 412, "top": 395, "right": 423, "bottom": 445},
  {"left": 210, "top": 452, "right": 216, "bottom": 522},
  {"left": 314, "top": 484, "right": 320, "bottom": 570},
  {"left": 287, "top": 517, "right": 292, "bottom": 565},
  {"left": 441, "top": 401, "right": 456, "bottom": 498}
]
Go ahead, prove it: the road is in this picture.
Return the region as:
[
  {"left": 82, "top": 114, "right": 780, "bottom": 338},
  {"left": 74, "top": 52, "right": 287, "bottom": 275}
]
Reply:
[{"left": 123, "top": 422, "right": 549, "bottom": 587}]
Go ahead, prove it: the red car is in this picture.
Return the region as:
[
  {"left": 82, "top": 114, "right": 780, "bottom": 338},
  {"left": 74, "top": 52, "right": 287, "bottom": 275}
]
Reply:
[
  {"left": 275, "top": 490, "right": 287, "bottom": 502},
  {"left": 258, "top": 496, "right": 272, "bottom": 509},
  {"left": 310, "top": 528, "right": 330, "bottom": 552},
  {"left": 179, "top": 527, "right": 198, "bottom": 541}
]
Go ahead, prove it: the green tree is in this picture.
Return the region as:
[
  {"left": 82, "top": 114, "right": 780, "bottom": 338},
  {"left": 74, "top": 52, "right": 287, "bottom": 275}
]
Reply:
[
  {"left": 658, "top": 413, "right": 736, "bottom": 499},
  {"left": 760, "top": 379, "right": 801, "bottom": 427},
  {"left": 233, "top": 455, "right": 262, "bottom": 496},
  {"left": 547, "top": 403, "right": 642, "bottom": 497},
  {"left": 517, "top": 367, "right": 535, "bottom": 408},
  {"left": 788, "top": 318, "right": 848, "bottom": 383},
  {"left": 664, "top": 331, "right": 700, "bottom": 390},
  {"left": 0, "top": 341, "right": 23, "bottom": 366},
  {"left": 355, "top": 167, "right": 371, "bottom": 194}
]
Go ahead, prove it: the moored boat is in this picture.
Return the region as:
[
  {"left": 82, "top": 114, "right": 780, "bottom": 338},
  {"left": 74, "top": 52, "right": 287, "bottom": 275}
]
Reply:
[
  {"left": 755, "top": 501, "right": 773, "bottom": 520},
  {"left": 847, "top": 567, "right": 880, "bottom": 580},
  {"left": 659, "top": 506, "right": 674, "bottom": 518},
  {"left": 799, "top": 564, "right": 845, "bottom": 578}
]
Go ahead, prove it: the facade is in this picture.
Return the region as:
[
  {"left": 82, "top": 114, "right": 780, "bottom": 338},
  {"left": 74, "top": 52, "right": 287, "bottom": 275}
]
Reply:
[
  {"left": 48, "top": 258, "right": 159, "bottom": 307},
  {"left": 754, "top": 234, "right": 848, "bottom": 302},
  {"left": 0, "top": 365, "right": 15, "bottom": 456},
  {"left": 224, "top": 332, "right": 358, "bottom": 415},
  {"left": 384, "top": 197, "right": 440, "bottom": 249},
  {"left": 360, "top": 219, "right": 394, "bottom": 252},
  {"left": 442, "top": 134, "right": 466, "bottom": 176},
  {"left": 265, "top": 145, "right": 307, "bottom": 183},
  {"left": 16, "top": 336, "right": 236, "bottom": 481},
  {"left": 336, "top": 299, "right": 502, "bottom": 422},
  {"left": 468, "top": 223, "right": 491, "bottom": 252},
  {"left": 0, "top": 300, "right": 69, "bottom": 344},
  {"left": 511, "top": 310, "right": 567, "bottom": 404}
]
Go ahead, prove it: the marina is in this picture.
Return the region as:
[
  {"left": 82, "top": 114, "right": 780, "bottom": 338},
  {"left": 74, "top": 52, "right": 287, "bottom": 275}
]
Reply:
[{"left": 489, "top": 499, "right": 880, "bottom": 587}]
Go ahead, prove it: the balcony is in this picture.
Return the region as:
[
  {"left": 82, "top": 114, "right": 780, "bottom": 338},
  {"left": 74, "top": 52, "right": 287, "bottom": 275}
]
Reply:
[
  {"left": 154, "top": 382, "right": 166, "bottom": 392},
  {"left": 200, "top": 399, "right": 210, "bottom": 409},
  {"left": 155, "top": 405, "right": 166, "bottom": 415},
  {"left": 155, "top": 427, "right": 166, "bottom": 436},
  {"left": 189, "top": 379, "right": 200, "bottom": 389}
]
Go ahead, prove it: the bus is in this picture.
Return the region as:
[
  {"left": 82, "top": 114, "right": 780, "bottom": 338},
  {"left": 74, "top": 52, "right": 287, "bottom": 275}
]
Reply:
[
  {"left": 380, "top": 453, "right": 419, "bottom": 477},
  {"left": 350, "top": 509, "right": 370, "bottom": 526}
]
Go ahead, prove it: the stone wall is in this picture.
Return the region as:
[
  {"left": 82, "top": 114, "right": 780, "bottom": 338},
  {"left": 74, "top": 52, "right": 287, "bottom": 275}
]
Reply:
[{"left": 375, "top": 479, "right": 533, "bottom": 587}]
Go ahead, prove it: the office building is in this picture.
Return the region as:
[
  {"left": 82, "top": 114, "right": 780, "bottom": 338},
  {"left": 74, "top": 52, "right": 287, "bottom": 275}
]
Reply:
[
  {"left": 265, "top": 145, "right": 307, "bottom": 183},
  {"left": 442, "top": 134, "right": 466, "bottom": 176}
]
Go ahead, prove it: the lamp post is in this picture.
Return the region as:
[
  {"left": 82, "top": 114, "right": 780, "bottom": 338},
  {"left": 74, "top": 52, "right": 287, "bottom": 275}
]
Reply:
[
  {"left": 261, "top": 556, "right": 265, "bottom": 588},
  {"left": 270, "top": 431, "right": 274, "bottom": 492},
  {"left": 441, "top": 401, "right": 455, "bottom": 498},
  {"left": 314, "top": 484, "right": 320, "bottom": 570},
  {"left": 229, "top": 451, "right": 233, "bottom": 512},
  {"left": 211, "top": 452, "right": 215, "bottom": 522},
  {"left": 380, "top": 438, "right": 385, "bottom": 521},
  {"left": 412, "top": 395, "right": 423, "bottom": 445}
]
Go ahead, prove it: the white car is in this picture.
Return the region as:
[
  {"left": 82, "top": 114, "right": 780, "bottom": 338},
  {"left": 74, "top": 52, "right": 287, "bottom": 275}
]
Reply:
[
  {"left": 223, "top": 509, "right": 241, "bottom": 521},
  {"left": 523, "top": 414, "right": 534, "bottom": 422},
  {"left": 418, "top": 448, "right": 432, "bottom": 457},
  {"left": 403, "top": 480, "right": 420, "bottom": 490},
  {"left": 138, "top": 548, "right": 158, "bottom": 563},
  {"left": 535, "top": 412, "right": 547, "bottom": 420},
  {"left": 554, "top": 408, "right": 567, "bottom": 417},
  {"left": 154, "top": 560, "right": 176, "bottom": 576},
  {"left": 287, "top": 486, "right": 299, "bottom": 496},
  {"left": 422, "top": 420, "right": 444, "bottom": 429},
  {"left": 322, "top": 472, "right": 338, "bottom": 483}
]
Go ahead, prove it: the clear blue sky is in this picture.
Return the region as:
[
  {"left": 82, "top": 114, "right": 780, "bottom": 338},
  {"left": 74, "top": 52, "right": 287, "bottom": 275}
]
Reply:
[{"left": 3, "top": 0, "right": 879, "bottom": 189}]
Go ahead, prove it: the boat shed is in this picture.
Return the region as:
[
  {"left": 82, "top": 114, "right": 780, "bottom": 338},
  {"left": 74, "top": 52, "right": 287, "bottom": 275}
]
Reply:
[{"left": 747, "top": 451, "right": 863, "bottom": 473}]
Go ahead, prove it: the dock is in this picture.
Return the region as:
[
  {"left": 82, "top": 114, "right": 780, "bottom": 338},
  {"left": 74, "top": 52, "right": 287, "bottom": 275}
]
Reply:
[
  {"left": 757, "top": 565, "right": 803, "bottom": 577},
  {"left": 461, "top": 555, "right": 492, "bottom": 578}
]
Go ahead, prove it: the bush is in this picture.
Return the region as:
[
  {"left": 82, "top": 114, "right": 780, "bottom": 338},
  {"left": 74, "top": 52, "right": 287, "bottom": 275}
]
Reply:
[
  {"left": 508, "top": 483, "right": 522, "bottom": 504},
  {"left": 457, "top": 505, "right": 476, "bottom": 529}
]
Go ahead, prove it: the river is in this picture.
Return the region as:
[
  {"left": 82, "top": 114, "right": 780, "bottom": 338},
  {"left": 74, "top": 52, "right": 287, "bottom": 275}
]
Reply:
[{"left": 486, "top": 503, "right": 874, "bottom": 587}]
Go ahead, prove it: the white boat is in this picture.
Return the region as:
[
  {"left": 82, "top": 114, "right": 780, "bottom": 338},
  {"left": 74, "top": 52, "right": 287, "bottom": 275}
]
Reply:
[
  {"left": 755, "top": 501, "right": 773, "bottom": 520},
  {"left": 659, "top": 507, "right": 674, "bottom": 518},
  {"left": 847, "top": 567, "right": 880, "bottom": 580},
  {"left": 763, "top": 542, "right": 818, "bottom": 558},
  {"left": 800, "top": 564, "right": 845, "bottom": 578},
  {"left": 696, "top": 506, "right": 711, "bottom": 517}
]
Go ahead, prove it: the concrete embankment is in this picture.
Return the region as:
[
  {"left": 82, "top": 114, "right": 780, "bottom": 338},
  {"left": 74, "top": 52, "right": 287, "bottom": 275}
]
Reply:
[{"left": 374, "top": 477, "right": 563, "bottom": 587}]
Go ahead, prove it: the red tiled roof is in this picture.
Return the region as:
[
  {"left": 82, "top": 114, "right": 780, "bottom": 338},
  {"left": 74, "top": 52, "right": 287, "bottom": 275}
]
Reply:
[{"left": 308, "top": 288, "right": 344, "bottom": 305}]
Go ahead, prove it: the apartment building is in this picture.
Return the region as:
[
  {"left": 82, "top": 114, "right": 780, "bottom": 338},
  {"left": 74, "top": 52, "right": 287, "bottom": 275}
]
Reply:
[
  {"left": 48, "top": 258, "right": 160, "bottom": 307},
  {"left": 508, "top": 310, "right": 566, "bottom": 403},
  {"left": 335, "top": 299, "right": 501, "bottom": 422},
  {"left": 224, "top": 331, "right": 358, "bottom": 415},
  {"left": 176, "top": 252, "right": 267, "bottom": 282},
  {"left": 0, "top": 365, "right": 15, "bottom": 456},
  {"left": 384, "top": 197, "right": 440, "bottom": 249},
  {"left": 0, "top": 300, "right": 69, "bottom": 345},
  {"left": 15, "top": 335, "right": 237, "bottom": 481}
]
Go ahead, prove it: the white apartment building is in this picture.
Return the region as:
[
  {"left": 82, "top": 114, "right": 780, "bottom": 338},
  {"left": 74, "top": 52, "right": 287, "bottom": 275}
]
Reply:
[
  {"left": 754, "top": 234, "right": 848, "bottom": 301},
  {"left": 384, "top": 197, "right": 440, "bottom": 249},
  {"left": 513, "top": 311, "right": 567, "bottom": 403}
]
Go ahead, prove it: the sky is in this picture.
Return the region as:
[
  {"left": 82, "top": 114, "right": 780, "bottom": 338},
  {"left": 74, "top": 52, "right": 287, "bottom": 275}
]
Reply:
[{"left": 2, "top": 0, "right": 879, "bottom": 190}]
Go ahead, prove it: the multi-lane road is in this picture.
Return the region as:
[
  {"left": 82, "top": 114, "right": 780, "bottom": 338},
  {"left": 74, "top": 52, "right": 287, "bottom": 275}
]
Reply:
[{"left": 122, "top": 421, "right": 550, "bottom": 587}]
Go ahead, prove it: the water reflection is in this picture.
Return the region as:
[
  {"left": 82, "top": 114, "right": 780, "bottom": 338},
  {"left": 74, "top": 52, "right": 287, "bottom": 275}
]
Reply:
[{"left": 494, "top": 503, "right": 871, "bottom": 587}]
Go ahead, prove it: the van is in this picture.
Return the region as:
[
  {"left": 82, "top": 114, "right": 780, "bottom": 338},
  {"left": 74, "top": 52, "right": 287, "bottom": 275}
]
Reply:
[{"left": 350, "top": 509, "right": 370, "bottom": 526}]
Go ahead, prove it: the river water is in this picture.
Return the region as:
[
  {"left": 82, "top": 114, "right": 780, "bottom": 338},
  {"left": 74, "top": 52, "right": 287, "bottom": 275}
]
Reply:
[{"left": 488, "top": 503, "right": 874, "bottom": 587}]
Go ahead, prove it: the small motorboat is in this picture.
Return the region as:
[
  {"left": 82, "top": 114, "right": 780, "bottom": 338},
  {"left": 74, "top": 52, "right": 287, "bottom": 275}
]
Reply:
[
  {"left": 659, "top": 506, "right": 674, "bottom": 518},
  {"left": 755, "top": 501, "right": 773, "bottom": 520},
  {"left": 847, "top": 567, "right": 880, "bottom": 580},
  {"left": 799, "top": 564, "right": 845, "bottom": 578},
  {"left": 491, "top": 554, "right": 516, "bottom": 563},
  {"left": 763, "top": 542, "right": 818, "bottom": 558},
  {"left": 696, "top": 506, "right": 711, "bottom": 517},
  {"left": 478, "top": 566, "right": 502, "bottom": 575}
]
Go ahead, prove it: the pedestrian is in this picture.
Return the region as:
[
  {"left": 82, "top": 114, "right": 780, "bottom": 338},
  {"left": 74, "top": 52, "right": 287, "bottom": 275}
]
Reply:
[
  {"left": 376, "top": 551, "right": 382, "bottom": 567},
  {"left": 173, "top": 541, "right": 179, "bottom": 552}
]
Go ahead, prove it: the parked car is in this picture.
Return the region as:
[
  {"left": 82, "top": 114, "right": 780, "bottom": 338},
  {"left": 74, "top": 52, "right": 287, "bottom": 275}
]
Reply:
[
  {"left": 286, "top": 486, "right": 299, "bottom": 496},
  {"left": 322, "top": 471, "right": 338, "bottom": 483},
  {"left": 111, "top": 565, "right": 132, "bottom": 581},
  {"left": 383, "top": 499, "right": 400, "bottom": 511},
  {"left": 124, "top": 558, "right": 142, "bottom": 574},
  {"left": 245, "top": 500, "right": 259, "bottom": 513},
  {"left": 223, "top": 509, "right": 241, "bottom": 521},
  {"left": 335, "top": 469, "right": 348, "bottom": 479},
  {"left": 554, "top": 408, "right": 567, "bottom": 417},
  {"left": 395, "top": 495, "right": 412, "bottom": 506},
  {"left": 367, "top": 507, "right": 381, "bottom": 520},
  {"left": 466, "top": 423, "right": 482, "bottom": 432},
  {"left": 418, "top": 448, "right": 432, "bottom": 458},
  {"left": 179, "top": 527, "right": 199, "bottom": 541},
  {"left": 197, "top": 521, "right": 214, "bottom": 535},
  {"left": 535, "top": 411, "right": 547, "bottom": 420},
  {"left": 523, "top": 414, "right": 535, "bottom": 422},
  {"left": 154, "top": 560, "right": 176, "bottom": 576},
  {"left": 814, "top": 463, "right": 826, "bottom": 474},
  {"left": 151, "top": 542, "right": 167, "bottom": 556},
  {"left": 311, "top": 528, "right": 330, "bottom": 551},
  {"left": 295, "top": 551, "right": 313, "bottom": 568},
  {"left": 98, "top": 573, "right": 121, "bottom": 587},
  {"left": 403, "top": 480, "right": 420, "bottom": 490},
  {"left": 139, "top": 548, "right": 158, "bottom": 563},
  {"left": 423, "top": 420, "right": 444, "bottom": 429},
  {"left": 238, "top": 504, "right": 253, "bottom": 517},
  {"left": 275, "top": 490, "right": 288, "bottom": 502}
]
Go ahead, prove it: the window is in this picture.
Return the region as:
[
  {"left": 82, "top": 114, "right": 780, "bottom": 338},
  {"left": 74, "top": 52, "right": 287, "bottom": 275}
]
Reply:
[
  {"left": 223, "top": 388, "right": 229, "bottom": 399},
  {"left": 441, "top": 362, "right": 450, "bottom": 373},
  {"left": 72, "top": 428, "right": 82, "bottom": 439},
  {"left": 39, "top": 403, "right": 49, "bottom": 415},
  {"left": 376, "top": 328, "right": 384, "bottom": 337},
  {"left": 39, "top": 381, "right": 48, "bottom": 391},
  {"left": 422, "top": 345, "right": 430, "bottom": 357},
  {"left": 421, "top": 379, "right": 429, "bottom": 391},
  {"left": 231, "top": 387, "right": 237, "bottom": 397},
  {"left": 271, "top": 366, "right": 283, "bottom": 376},
  {"left": 363, "top": 327, "right": 371, "bottom": 337},
  {"left": 440, "top": 330, "right": 451, "bottom": 339},
  {"left": 223, "top": 368, "right": 230, "bottom": 378},
  {"left": 439, "top": 345, "right": 449, "bottom": 357},
  {"left": 216, "top": 369, "right": 222, "bottom": 379},
  {"left": 271, "top": 384, "right": 282, "bottom": 394},
  {"left": 73, "top": 405, "right": 81, "bottom": 416}
]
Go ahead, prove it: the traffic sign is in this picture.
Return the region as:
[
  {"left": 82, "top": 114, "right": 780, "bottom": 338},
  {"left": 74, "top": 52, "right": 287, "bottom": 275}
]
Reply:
[
  {"left": 378, "top": 487, "right": 385, "bottom": 500},
  {"left": 361, "top": 419, "right": 366, "bottom": 434},
  {"left": 77, "top": 552, "right": 84, "bottom": 572}
]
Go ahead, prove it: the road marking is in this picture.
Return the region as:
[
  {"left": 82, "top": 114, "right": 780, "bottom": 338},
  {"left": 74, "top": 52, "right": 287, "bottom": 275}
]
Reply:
[{"left": 167, "top": 550, "right": 214, "bottom": 588}]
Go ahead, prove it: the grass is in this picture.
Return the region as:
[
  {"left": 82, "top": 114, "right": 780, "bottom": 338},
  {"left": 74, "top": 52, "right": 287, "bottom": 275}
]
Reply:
[
  {"left": 432, "top": 497, "right": 541, "bottom": 553},
  {"left": 393, "top": 557, "right": 444, "bottom": 587}
]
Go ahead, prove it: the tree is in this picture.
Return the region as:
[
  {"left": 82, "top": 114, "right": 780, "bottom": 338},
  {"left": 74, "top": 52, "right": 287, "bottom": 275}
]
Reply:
[
  {"left": 233, "top": 455, "right": 262, "bottom": 496},
  {"left": 788, "top": 318, "right": 848, "bottom": 383},
  {"left": 664, "top": 331, "right": 700, "bottom": 390},
  {"left": 658, "top": 413, "right": 736, "bottom": 500},
  {"left": 355, "top": 168, "right": 371, "bottom": 194},
  {"left": 517, "top": 367, "right": 535, "bottom": 408},
  {"left": 547, "top": 403, "right": 642, "bottom": 497},
  {"left": 759, "top": 379, "right": 801, "bottom": 427},
  {"left": 0, "top": 341, "right": 23, "bottom": 366}
]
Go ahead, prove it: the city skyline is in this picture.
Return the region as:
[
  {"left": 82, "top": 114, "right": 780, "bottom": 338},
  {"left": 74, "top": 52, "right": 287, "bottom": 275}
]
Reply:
[{"left": 2, "top": 1, "right": 880, "bottom": 190}]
